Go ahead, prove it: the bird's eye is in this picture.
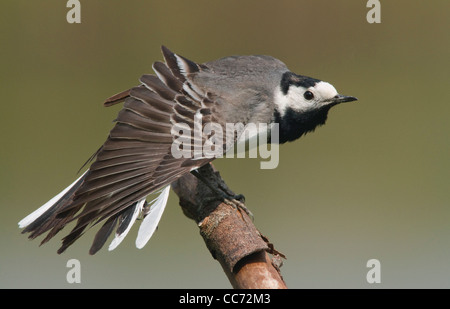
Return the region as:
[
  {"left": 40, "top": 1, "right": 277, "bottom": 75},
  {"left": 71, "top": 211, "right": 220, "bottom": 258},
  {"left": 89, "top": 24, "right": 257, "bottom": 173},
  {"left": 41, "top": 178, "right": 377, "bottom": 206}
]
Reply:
[{"left": 304, "top": 91, "right": 314, "bottom": 100}]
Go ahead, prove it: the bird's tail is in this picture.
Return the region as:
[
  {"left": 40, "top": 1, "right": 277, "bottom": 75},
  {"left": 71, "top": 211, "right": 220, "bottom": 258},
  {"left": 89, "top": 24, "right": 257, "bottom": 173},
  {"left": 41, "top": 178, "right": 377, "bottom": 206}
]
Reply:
[
  {"left": 18, "top": 172, "right": 171, "bottom": 254},
  {"left": 19, "top": 171, "right": 88, "bottom": 244}
]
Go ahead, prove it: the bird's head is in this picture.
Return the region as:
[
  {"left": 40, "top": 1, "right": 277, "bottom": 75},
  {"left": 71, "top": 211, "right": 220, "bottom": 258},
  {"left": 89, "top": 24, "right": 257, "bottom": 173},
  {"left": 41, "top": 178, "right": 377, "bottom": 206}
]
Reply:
[{"left": 273, "top": 71, "right": 357, "bottom": 143}]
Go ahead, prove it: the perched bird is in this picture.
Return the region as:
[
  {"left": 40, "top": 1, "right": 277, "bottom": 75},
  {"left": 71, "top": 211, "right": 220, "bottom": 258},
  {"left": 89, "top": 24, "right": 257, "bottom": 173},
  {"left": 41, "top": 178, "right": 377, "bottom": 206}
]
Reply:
[{"left": 18, "top": 46, "right": 357, "bottom": 254}]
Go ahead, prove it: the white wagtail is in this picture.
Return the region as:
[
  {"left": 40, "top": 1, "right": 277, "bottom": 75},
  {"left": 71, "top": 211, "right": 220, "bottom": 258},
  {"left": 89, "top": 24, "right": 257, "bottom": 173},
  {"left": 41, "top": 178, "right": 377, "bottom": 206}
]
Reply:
[{"left": 19, "top": 46, "right": 357, "bottom": 254}]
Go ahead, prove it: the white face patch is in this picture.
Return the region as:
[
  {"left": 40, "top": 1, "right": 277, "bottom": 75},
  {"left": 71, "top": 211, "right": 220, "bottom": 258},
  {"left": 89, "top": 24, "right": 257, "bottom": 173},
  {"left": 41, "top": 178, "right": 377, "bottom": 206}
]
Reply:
[
  {"left": 274, "top": 81, "right": 339, "bottom": 116},
  {"left": 314, "top": 81, "right": 338, "bottom": 101}
]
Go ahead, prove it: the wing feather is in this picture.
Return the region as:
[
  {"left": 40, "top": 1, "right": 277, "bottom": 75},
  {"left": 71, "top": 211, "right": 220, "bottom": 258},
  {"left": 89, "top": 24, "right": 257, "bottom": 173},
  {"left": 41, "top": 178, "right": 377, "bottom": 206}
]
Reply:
[{"left": 19, "top": 46, "right": 231, "bottom": 254}]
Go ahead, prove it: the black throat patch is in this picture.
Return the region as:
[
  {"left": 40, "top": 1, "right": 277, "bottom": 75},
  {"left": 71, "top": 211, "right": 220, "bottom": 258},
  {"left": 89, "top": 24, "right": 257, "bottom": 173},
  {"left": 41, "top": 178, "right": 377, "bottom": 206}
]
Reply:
[{"left": 273, "top": 106, "right": 331, "bottom": 143}]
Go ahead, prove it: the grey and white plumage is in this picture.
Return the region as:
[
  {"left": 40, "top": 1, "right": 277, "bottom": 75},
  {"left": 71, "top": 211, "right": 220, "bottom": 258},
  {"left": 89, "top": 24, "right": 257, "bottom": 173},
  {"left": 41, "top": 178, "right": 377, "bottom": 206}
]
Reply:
[{"left": 19, "top": 46, "right": 357, "bottom": 254}]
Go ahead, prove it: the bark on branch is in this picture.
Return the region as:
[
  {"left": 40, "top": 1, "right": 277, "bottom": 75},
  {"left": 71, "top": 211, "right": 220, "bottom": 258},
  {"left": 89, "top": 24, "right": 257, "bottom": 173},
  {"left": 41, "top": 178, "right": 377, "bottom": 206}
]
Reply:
[{"left": 171, "top": 163, "right": 287, "bottom": 289}]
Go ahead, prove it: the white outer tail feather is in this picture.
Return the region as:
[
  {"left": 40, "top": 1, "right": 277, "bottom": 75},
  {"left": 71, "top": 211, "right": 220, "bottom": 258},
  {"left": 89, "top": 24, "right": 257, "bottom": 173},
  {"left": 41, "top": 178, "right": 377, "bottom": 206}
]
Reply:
[
  {"left": 136, "top": 185, "right": 171, "bottom": 249},
  {"left": 18, "top": 171, "right": 88, "bottom": 229},
  {"left": 18, "top": 172, "right": 171, "bottom": 252},
  {"left": 108, "top": 198, "right": 144, "bottom": 251}
]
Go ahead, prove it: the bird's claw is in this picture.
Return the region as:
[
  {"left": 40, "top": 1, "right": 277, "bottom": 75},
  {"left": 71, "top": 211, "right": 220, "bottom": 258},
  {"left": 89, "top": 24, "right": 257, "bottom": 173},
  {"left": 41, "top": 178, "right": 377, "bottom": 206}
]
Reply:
[{"left": 223, "top": 196, "right": 254, "bottom": 220}]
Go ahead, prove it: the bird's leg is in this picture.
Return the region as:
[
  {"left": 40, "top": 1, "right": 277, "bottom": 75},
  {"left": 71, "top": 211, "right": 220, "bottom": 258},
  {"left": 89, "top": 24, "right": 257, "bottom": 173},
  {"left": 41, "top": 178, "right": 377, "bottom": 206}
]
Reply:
[
  {"left": 190, "top": 166, "right": 253, "bottom": 219},
  {"left": 190, "top": 166, "right": 244, "bottom": 201}
]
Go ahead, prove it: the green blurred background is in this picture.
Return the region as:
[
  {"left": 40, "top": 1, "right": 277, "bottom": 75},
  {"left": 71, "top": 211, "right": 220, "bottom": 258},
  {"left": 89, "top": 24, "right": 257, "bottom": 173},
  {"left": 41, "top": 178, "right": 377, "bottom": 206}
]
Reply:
[{"left": 1, "top": 0, "right": 449, "bottom": 288}]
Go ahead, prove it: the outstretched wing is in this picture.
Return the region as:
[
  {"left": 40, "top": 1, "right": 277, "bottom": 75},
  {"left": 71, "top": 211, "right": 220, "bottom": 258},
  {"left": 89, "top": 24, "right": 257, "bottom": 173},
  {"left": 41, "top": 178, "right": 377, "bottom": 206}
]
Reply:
[{"left": 20, "top": 46, "right": 222, "bottom": 254}]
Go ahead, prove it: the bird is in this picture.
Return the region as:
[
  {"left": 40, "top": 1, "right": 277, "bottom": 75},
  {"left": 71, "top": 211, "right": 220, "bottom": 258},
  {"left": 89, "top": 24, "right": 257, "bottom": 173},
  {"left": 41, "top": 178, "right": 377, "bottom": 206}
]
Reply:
[{"left": 18, "top": 46, "right": 357, "bottom": 255}]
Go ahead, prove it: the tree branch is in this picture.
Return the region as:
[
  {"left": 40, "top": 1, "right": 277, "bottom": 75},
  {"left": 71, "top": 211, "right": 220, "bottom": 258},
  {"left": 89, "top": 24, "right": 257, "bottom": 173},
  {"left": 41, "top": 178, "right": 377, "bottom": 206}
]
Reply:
[{"left": 171, "top": 163, "right": 287, "bottom": 289}]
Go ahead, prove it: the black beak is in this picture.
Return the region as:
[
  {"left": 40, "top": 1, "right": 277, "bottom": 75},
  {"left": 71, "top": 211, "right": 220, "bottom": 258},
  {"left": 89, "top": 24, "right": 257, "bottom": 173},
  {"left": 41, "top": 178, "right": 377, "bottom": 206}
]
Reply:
[{"left": 333, "top": 94, "right": 358, "bottom": 104}]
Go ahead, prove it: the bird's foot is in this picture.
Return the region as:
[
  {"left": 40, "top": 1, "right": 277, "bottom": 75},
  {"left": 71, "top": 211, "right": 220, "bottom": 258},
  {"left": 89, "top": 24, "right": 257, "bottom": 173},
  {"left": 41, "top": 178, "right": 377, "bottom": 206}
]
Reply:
[
  {"left": 190, "top": 166, "right": 253, "bottom": 219},
  {"left": 222, "top": 193, "right": 253, "bottom": 220}
]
